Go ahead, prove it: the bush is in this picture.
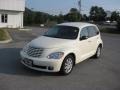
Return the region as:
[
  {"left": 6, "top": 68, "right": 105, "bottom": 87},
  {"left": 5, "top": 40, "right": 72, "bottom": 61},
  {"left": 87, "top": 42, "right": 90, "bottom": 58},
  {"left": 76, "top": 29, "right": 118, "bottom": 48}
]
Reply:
[
  {"left": 45, "top": 21, "right": 57, "bottom": 27},
  {"left": 117, "top": 17, "right": 120, "bottom": 30},
  {"left": 0, "top": 29, "right": 8, "bottom": 41}
]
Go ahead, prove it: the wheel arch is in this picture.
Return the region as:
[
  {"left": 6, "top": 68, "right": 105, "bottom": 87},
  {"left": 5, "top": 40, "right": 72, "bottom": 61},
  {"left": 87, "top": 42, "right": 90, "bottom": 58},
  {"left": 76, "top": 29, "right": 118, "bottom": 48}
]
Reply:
[
  {"left": 64, "top": 53, "right": 76, "bottom": 66},
  {"left": 98, "top": 43, "right": 103, "bottom": 48}
]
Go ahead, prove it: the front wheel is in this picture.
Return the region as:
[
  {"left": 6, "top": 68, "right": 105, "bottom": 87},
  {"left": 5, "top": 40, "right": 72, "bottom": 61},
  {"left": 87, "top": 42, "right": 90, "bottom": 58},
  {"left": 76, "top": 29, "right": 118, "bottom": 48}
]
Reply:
[{"left": 60, "top": 55, "right": 74, "bottom": 75}]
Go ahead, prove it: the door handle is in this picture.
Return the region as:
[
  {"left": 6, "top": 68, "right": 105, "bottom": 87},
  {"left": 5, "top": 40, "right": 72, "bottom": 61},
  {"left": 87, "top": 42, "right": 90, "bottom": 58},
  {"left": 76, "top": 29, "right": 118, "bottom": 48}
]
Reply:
[
  {"left": 88, "top": 40, "right": 92, "bottom": 43},
  {"left": 97, "top": 37, "right": 99, "bottom": 39}
]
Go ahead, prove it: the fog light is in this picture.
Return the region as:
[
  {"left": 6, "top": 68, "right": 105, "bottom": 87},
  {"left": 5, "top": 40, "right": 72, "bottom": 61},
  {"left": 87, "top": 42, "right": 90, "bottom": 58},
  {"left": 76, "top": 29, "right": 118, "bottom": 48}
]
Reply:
[{"left": 48, "top": 66, "right": 54, "bottom": 70}]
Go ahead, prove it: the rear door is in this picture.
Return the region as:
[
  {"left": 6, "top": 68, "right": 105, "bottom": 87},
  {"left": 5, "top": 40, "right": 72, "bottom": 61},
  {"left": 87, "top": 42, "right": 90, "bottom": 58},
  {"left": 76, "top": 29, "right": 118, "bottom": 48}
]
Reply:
[
  {"left": 87, "top": 26, "right": 100, "bottom": 54},
  {"left": 78, "top": 27, "right": 91, "bottom": 61}
]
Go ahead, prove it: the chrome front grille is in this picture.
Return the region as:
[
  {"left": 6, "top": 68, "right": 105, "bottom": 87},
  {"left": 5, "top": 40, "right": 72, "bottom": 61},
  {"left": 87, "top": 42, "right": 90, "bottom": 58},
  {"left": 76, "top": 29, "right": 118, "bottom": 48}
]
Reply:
[{"left": 27, "top": 46, "right": 44, "bottom": 58}]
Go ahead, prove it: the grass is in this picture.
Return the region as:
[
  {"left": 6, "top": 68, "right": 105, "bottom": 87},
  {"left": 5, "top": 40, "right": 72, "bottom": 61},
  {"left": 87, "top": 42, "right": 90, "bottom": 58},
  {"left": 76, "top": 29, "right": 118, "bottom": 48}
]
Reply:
[
  {"left": 100, "top": 28, "right": 120, "bottom": 34},
  {"left": 0, "top": 29, "right": 9, "bottom": 41}
]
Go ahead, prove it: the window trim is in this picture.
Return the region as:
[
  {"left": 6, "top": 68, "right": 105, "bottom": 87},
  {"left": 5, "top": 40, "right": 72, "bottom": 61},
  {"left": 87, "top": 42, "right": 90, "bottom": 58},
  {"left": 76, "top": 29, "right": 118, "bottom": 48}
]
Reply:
[
  {"left": 1, "top": 14, "right": 8, "bottom": 23},
  {"left": 80, "top": 27, "right": 89, "bottom": 40}
]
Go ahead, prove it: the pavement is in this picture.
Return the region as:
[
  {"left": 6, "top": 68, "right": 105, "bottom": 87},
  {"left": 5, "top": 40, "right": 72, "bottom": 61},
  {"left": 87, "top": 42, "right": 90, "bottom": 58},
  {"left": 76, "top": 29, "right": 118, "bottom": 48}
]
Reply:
[{"left": 0, "top": 27, "right": 120, "bottom": 90}]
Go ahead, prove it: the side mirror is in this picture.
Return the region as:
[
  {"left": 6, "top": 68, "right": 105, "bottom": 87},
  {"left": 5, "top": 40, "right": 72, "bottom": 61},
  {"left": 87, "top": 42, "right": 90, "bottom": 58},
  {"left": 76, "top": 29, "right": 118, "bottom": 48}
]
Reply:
[
  {"left": 80, "top": 36, "right": 88, "bottom": 40},
  {"left": 97, "top": 31, "right": 99, "bottom": 35}
]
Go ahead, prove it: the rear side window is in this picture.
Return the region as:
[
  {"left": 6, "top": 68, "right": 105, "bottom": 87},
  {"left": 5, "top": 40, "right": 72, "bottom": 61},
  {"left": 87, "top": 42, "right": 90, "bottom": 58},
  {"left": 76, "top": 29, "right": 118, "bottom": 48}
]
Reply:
[{"left": 88, "top": 26, "right": 99, "bottom": 37}]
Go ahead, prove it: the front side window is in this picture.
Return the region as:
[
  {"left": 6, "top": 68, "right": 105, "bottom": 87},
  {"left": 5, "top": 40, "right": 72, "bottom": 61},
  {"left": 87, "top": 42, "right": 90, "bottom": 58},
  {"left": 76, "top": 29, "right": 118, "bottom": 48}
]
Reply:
[
  {"left": 1, "top": 14, "right": 8, "bottom": 23},
  {"left": 44, "top": 26, "right": 79, "bottom": 39}
]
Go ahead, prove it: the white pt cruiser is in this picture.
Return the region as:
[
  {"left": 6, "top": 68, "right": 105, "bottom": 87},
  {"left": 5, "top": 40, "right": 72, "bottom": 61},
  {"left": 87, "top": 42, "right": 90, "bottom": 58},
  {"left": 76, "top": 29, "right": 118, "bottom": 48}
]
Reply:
[{"left": 20, "top": 22, "right": 103, "bottom": 75}]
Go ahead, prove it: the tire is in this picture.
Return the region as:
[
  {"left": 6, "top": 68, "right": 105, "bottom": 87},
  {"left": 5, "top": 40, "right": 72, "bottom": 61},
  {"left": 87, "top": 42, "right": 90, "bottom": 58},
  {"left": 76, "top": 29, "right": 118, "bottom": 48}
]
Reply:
[
  {"left": 60, "top": 55, "right": 74, "bottom": 75},
  {"left": 94, "top": 46, "right": 101, "bottom": 58}
]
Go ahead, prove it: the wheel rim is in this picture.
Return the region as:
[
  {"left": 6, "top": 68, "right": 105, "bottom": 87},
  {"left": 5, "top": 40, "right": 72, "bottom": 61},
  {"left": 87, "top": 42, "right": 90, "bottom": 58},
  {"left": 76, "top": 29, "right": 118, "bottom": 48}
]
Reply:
[
  {"left": 97, "top": 47, "right": 101, "bottom": 57},
  {"left": 64, "top": 58, "right": 73, "bottom": 73}
]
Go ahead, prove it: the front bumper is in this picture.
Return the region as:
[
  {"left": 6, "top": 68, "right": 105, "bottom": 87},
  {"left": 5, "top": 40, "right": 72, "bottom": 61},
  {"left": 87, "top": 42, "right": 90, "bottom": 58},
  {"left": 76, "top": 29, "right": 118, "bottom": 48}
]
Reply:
[{"left": 20, "top": 51, "right": 63, "bottom": 72}]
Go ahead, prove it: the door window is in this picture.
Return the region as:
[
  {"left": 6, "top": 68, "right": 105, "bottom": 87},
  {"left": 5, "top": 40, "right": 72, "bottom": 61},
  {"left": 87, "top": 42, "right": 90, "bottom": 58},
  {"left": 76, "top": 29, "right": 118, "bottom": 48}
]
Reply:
[
  {"left": 88, "top": 26, "right": 98, "bottom": 37},
  {"left": 80, "top": 27, "right": 89, "bottom": 40}
]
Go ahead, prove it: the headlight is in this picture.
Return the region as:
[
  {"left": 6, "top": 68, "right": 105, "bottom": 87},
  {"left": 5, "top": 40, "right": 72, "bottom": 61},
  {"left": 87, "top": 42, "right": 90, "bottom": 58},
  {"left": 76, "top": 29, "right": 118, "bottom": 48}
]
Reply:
[{"left": 47, "top": 52, "right": 64, "bottom": 59}]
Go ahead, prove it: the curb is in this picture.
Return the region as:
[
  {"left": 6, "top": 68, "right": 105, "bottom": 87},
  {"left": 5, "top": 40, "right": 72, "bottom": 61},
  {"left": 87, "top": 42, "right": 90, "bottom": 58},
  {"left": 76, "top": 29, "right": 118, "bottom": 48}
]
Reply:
[
  {"left": 0, "top": 39, "right": 12, "bottom": 44},
  {"left": 0, "top": 30, "right": 12, "bottom": 44},
  {"left": 19, "top": 28, "right": 32, "bottom": 31}
]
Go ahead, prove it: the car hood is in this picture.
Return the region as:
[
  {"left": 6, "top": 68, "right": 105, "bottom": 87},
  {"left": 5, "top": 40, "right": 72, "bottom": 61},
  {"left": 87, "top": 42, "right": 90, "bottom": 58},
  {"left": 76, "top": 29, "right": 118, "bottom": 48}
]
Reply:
[{"left": 29, "top": 36, "right": 76, "bottom": 48}]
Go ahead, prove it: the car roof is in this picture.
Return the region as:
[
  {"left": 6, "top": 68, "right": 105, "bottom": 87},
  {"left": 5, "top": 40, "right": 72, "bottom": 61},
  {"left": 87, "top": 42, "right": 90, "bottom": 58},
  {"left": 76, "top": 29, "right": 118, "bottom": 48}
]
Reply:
[{"left": 57, "top": 22, "right": 96, "bottom": 29}]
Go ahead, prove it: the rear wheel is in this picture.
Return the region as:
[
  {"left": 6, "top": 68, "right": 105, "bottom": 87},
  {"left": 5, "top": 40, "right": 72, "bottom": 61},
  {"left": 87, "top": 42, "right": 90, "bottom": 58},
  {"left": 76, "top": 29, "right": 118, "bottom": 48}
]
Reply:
[
  {"left": 94, "top": 46, "right": 101, "bottom": 58},
  {"left": 60, "top": 55, "right": 74, "bottom": 75}
]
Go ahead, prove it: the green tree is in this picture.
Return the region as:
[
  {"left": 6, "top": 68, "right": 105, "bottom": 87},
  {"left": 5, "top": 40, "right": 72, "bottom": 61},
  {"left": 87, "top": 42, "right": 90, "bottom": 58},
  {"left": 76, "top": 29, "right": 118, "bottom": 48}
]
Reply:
[
  {"left": 57, "top": 14, "right": 64, "bottom": 23},
  {"left": 117, "top": 17, "right": 120, "bottom": 30},
  {"left": 82, "top": 14, "right": 89, "bottom": 21},
  {"left": 90, "top": 6, "right": 107, "bottom": 21},
  {"left": 111, "top": 11, "right": 119, "bottom": 21},
  {"left": 64, "top": 8, "right": 81, "bottom": 22},
  {"left": 24, "top": 7, "right": 54, "bottom": 25},
  {"left": 34, "top": 12, "right": 42, "bottom": 24},
  {"left": 70, "top": 8, "right": 78, "bottom": 13},
  {"left": 24, "top": 8, "right": 33, "bottom": 25}
]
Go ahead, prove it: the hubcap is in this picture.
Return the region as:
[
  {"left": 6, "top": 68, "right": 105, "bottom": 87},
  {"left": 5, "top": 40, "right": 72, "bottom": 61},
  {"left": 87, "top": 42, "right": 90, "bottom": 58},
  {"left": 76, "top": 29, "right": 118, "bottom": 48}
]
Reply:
[{"left": 64, "top": 58, "right": 73, "bottom": 73}]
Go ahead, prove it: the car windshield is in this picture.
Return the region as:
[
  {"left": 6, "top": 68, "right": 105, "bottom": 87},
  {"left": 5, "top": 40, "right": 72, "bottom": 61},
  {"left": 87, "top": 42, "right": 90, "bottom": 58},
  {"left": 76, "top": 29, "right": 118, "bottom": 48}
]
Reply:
[{"left": 43, "top": 26, "right": 79, "bottom": 39}]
